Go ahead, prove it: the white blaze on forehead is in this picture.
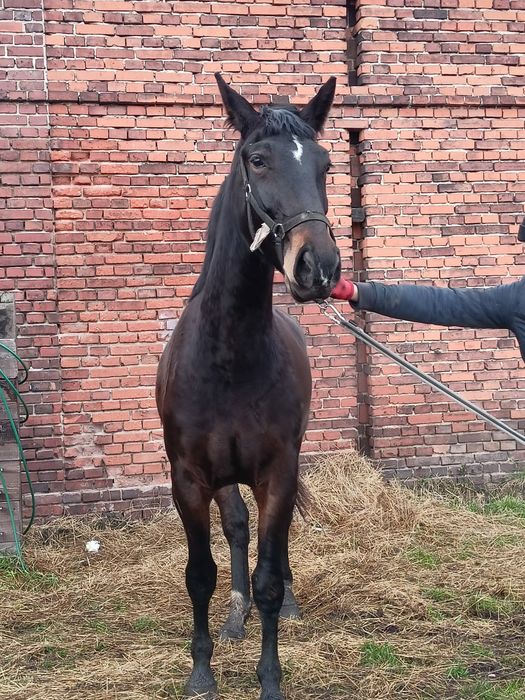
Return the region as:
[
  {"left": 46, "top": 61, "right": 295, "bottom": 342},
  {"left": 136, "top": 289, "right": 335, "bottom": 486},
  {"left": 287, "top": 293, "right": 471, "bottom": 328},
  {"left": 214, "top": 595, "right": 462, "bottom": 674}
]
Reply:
[{"left": 292, "top": 136, "right": 303, "bottom": 164}]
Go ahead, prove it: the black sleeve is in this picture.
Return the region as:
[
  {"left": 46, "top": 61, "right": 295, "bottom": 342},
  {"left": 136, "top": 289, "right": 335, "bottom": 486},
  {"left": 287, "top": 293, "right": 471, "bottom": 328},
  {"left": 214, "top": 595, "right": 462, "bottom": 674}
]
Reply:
[{"left": 353, "top": 281, "right": 517, "bottom": 330}]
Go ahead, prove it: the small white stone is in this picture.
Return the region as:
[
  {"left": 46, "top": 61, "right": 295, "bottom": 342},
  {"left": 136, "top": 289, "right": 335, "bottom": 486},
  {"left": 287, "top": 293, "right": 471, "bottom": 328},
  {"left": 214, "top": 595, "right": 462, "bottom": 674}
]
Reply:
[{"left": 85, "top": 539, "right": 101, "bottom": 553}]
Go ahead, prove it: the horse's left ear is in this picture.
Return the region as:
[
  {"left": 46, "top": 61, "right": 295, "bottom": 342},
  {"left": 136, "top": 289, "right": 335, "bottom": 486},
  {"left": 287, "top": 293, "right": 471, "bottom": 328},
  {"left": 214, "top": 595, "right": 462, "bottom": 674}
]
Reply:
[{"left": 299, "top": 77, "right": 337, "bottom": 134}]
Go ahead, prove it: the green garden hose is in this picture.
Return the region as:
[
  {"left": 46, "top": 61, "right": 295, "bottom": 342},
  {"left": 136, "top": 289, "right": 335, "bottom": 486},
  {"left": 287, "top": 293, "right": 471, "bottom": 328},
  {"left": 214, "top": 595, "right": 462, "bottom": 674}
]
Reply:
[{"left": 0, "top": 342, "right": 36, "bottom": 568}]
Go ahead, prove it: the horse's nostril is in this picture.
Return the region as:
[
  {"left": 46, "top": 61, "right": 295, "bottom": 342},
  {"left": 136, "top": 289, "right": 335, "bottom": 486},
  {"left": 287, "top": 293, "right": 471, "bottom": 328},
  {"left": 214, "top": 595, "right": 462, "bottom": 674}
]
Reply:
[{"left": 295, "top": 247, "right": 315, "bottom": 288}]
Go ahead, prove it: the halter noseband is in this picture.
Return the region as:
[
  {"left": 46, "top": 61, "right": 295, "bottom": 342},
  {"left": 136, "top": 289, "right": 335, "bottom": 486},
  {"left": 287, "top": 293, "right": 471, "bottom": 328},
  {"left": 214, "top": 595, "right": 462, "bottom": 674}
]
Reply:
[{"left": 238, "top": 155, "right": 333, "bottom": 274}]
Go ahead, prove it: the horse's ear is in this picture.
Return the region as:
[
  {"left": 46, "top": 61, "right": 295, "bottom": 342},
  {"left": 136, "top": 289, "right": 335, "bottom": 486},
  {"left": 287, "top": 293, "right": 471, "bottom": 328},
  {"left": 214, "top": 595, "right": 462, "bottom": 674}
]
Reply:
[
  {"left": 215, "top": 73, "right": 259, "bottom": 138},
  {"left": 299, "top": 77, "right": 336, "bottom": 134}
]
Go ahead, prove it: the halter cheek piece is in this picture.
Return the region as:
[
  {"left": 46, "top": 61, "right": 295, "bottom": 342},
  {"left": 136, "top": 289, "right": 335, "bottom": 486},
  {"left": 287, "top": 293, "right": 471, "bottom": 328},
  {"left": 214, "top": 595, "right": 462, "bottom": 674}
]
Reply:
[{"left": 239, "top": 156, "right": 334, "bottom": 274}]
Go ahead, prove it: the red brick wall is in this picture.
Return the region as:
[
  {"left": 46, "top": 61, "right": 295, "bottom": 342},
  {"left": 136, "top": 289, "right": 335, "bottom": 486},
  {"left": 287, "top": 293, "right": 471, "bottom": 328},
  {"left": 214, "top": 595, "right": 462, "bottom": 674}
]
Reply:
[
  {"left": 1, "top": 0, "right": 524, "bottom": 518},
  {"left": 347, "top": 0, "right": 525, "bottom": 480}
]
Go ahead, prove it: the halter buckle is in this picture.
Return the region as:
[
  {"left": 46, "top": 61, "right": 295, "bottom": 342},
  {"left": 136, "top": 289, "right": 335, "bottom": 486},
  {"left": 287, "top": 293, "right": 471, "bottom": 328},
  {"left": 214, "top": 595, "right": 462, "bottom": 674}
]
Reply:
[{"left": 273, "top": 223, "right": 285, "bottom": 241}]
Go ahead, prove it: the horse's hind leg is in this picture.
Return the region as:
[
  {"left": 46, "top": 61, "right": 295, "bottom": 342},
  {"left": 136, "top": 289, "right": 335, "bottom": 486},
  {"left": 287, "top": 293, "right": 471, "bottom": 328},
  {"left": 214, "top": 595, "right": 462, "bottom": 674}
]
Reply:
[
  {"left": 215, "top": 485, "right": 252, "bottom": 641},
  {"left": 174, "top": 479, "right": 218, "bottom": 700},
  {"left": 280, "top": 533, "right": 301, "bottom": 620}
]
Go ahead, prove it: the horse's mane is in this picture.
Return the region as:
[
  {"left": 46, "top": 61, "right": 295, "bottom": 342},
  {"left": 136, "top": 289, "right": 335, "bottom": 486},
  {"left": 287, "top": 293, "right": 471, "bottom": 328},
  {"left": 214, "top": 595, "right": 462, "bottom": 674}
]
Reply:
[
  {"left": 189, "top": 179, "right": 228, "bottom": 301},
  {"left": 257, "top": 105, "right": 316, "bottom": 140}
]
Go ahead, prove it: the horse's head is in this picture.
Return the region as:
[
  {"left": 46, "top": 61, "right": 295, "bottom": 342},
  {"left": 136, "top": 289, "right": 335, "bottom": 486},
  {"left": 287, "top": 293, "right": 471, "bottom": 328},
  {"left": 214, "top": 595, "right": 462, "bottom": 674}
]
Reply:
[{"left": 216, "top": 74, "right": 341, "bottom": 302}]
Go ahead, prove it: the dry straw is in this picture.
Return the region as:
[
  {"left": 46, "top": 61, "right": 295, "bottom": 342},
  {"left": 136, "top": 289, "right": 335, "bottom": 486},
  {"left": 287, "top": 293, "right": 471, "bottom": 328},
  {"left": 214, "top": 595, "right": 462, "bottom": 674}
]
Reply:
[{"left": 1, "top": 451, "right": 524, "bottom": 699}]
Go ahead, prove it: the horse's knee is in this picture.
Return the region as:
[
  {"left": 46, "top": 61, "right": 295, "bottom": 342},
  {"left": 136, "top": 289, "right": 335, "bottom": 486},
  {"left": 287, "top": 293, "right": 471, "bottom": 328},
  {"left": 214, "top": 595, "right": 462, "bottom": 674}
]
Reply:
[{"left": 252, "top": 564, "right": 284, "bottom": 616}]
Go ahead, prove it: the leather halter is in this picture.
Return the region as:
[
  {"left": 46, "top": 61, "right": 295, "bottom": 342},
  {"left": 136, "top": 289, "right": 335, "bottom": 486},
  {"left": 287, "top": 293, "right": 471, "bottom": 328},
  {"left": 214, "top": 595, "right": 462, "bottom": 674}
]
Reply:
[{"left": 238, "top": 155, "right": 334, "bottom": 274}]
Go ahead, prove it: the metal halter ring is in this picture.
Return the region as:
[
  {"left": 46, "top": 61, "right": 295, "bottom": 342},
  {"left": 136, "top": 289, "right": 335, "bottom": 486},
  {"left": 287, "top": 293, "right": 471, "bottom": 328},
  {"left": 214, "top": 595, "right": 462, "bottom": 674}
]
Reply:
[{"left": 273, "top": 223, "right": 285, "bottom": 241}]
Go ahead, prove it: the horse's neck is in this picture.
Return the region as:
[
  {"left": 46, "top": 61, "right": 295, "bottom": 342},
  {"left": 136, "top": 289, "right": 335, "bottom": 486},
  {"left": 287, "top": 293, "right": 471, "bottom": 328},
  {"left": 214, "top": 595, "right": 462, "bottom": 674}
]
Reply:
[{"left": 199, "top": 179, "right": 275, "bottom": 339}]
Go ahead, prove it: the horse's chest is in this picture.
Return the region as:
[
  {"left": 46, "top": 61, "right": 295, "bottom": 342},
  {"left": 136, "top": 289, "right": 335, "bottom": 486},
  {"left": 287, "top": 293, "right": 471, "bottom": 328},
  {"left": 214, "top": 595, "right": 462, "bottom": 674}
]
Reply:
[{"left": 175, "top": 380, "right": 307, "bottom": 477}]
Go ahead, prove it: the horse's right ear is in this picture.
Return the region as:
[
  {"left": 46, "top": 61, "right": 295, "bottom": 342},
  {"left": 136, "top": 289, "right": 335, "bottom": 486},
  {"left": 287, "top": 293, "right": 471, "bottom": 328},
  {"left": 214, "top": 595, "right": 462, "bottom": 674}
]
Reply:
[{"left": 215, "top": 73, "right": 259, "bottom": 138}]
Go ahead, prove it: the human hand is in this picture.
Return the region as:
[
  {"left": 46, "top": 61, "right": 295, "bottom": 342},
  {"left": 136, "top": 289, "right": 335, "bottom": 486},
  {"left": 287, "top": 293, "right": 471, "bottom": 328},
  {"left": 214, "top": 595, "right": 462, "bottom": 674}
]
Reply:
[{"left": 330, "top": 277, "right": 357, "bottom": 301}]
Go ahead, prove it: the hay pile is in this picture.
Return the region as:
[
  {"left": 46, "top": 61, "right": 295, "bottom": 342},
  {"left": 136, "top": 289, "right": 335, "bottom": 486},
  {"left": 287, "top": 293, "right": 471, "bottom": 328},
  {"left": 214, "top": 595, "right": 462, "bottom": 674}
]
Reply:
[{"left": 1, "top": 452, "right": 524, "bottom": 700}]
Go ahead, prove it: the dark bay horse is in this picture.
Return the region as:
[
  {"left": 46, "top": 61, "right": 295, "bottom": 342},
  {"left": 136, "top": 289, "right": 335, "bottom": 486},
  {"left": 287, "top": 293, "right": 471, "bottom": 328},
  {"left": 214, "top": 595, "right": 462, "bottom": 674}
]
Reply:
[{"left": 156, "top": 74, "right": 340, "bottom": 700}]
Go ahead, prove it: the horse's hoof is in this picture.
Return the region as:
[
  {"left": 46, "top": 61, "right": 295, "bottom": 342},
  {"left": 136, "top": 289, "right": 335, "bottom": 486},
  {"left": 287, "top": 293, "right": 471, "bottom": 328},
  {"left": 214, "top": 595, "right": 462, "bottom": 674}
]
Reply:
[
  {"left": 219, "top": 623, "right": 246, "bottom": 642},
  {"left": 219, "top": 596, "right": 251, "bottom": 641},
  {"left": 185, "top": 670, "right": 218, "bottom": 700},
  {"left": 279, "top": 602, "right": 301, "bottom": 620},
  {"left": 260, "top": 692, "right": 285, "bottom": 700},
  {"left": 186, "top": 691, "right": 218, "bottom": 700},
  {"left": 280, "top": 582, "right": 301, "bottom": 620}
]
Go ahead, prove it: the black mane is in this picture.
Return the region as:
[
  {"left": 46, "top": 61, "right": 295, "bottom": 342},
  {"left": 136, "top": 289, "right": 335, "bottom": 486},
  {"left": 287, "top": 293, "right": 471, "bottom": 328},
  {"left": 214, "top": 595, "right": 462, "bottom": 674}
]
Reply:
[
  {"left": 258, "top": 106, "right": 316, "bottom": 140},
  {"left": 224, "top": 104, "right": 316, "bottom": 142}
]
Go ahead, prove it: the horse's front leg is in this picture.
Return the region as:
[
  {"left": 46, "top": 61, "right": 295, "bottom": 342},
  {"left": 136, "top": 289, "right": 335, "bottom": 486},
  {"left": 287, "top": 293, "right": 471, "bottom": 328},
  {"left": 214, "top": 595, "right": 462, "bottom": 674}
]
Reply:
[
  {"left": 252, "top": 473, "right": 297, "bottom": 700},
  {"left": 215, "top": 485, "right": 252, "bottom": 641},
  {"left": 173, "top": 477, "right": 218, "bottom": 700}
]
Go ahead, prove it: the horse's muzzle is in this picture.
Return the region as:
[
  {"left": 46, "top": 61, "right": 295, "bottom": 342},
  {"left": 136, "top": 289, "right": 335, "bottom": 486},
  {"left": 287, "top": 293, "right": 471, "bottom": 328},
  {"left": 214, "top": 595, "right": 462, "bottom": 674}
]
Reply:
[{"left": 289, "top": 244, "right": 341, "bottom": 302}]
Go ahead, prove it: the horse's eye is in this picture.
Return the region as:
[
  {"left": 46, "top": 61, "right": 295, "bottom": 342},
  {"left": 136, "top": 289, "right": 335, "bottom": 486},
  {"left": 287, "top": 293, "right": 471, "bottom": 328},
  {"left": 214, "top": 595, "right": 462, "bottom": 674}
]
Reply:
[{"left": 249, "top": 155, "right": 265, "bottom": 169}]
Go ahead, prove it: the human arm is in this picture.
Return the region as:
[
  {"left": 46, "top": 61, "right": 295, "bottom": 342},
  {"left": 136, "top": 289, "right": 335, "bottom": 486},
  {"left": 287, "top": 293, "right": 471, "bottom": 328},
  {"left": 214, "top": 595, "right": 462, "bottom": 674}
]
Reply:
[{"left": 332, "top": 277, "right": 518, "bottom": 330}]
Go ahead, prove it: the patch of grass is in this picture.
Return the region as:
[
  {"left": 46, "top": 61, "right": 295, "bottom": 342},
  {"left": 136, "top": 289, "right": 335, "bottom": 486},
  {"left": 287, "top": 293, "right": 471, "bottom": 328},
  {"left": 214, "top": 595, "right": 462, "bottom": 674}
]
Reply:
[
  {"left": 459, "top": 679, "right": 525, "bottom": 699},
  {"left": 489, "top": 534, "right": 523, "bottom": 547},
  {"left": 465, "top": 643, "right": 495, "bottom": 659},
  {"left": 0, "top": 555, "right": 20, "bottom": 572},
  {"left": 360, "top": 641, "right": 400, "bottom": 668},
  {"left": 467, "top": 501, "right": 484, "bottom": 514},
  {"left": 88, "top": 619, "right": 110, "bottom": 634},
  {"left": 406, "top": 547, "right": 440, "bottom": 569},
  {"left": 468, "top": 593, "right": 518, "bottom": 619},
  {"left": 446, "top": 663, "right": 470, "bottom": 680},
  {"left": 112, "top": 598, "right": 128, "bottom": 613},
  {"left": 422, "top": 586, "right": 456, "bottom": 602},
  {"left": 467, "top": 494, "right": 525, "bottom": 521},
  {"left": 131, "top": 616, "right": 159, "bottom": 633},
  {"left": 39, "top": 645, "right": 69, "bottom": 670},
  {"left": 483, "top": 496, "right": 525, "bottom": 520},
  {"left": 426, "top": 606, "right": 447, "bottom": 622},
  {"left": 0, "top": 556, "right": 59, "bottom": 590}
]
